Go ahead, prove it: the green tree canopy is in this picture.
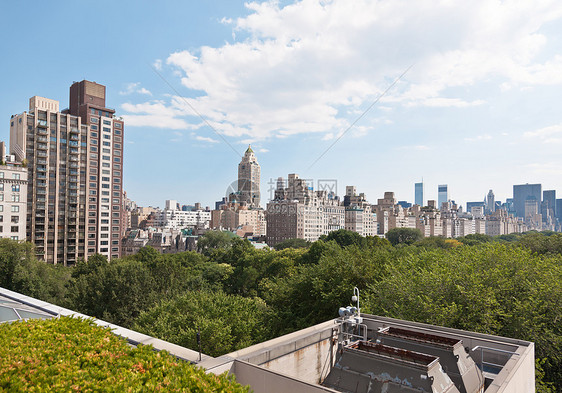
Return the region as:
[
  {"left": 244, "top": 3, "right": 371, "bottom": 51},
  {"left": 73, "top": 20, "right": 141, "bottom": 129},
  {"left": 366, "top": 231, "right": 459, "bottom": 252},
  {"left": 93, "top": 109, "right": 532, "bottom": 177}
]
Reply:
[
  {"left": 133, "top": 291, "right": 271, "bottom": 357},
  {"left": 385, "top": 227, "right": 423, "bottom": 246}
]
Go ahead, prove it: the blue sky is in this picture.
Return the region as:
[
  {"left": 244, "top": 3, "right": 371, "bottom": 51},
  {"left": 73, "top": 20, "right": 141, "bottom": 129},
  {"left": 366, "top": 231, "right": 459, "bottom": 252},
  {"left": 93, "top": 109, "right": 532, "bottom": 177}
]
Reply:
[{"left": 2, "top": 0, "right": 562, "bottom": 209}]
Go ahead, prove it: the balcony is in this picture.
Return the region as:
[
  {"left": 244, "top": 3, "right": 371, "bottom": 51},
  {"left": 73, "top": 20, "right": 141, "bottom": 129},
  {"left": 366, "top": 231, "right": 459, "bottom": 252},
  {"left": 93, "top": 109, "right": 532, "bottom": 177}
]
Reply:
[
  {"left": 69, "top": 156, "right": 78, "bottom": 162},
  {"left": 37, "top": 159, "right": 47, "bottom": 165},
  {"left": 37, "top": 151, "right": 47, "bottom": 157},
  {"left": 70, "top": 135, "right": 79, "bottom": 141},
  {"left": 37, "top": 136, "right": 48, "bottom": 143},
  {"left": 36, "top": 143, "right": 48, "bottom": 150},
  {"left": 36, "top": 189, "right": 46, "bottom": 195},
  {"left": 36, "top": 128, "right": 48, "bottom": 135},
  {"left": 37, "top": 119, "right": 48, "bottom": 128},
  {"left": 36, "top": 174, "right": 46, "bottom": 179}
]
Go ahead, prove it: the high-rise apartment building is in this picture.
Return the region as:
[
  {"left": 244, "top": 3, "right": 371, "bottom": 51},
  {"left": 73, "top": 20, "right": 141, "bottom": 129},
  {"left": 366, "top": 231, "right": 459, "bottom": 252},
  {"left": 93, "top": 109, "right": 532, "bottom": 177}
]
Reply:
[
  {"left": 237, "top": 145, "right": 260, "bottom": 208},
  {"left": 437, "top": 184, "right": 448, "bottom": 209},
  {"left": 513, "top": 184, "right": 541, "bottom": 218},
  {"left": 414, "top": 182, "right": 424, "bottom": 206},
  {"left": 9, "top": 81, "right": 124, "bottom": 265},
  {"left": 68, "top": 80, "right": 124, "bottom": 260}
]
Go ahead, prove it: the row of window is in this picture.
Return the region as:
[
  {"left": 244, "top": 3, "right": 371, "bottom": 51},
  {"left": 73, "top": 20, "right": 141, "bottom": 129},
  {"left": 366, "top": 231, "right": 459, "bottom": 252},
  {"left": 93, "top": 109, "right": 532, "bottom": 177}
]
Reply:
[
  {"left": 0, "top": 216, "right": 20, "bottom": 223},
  {"left": 0, "top": 184, "right": 20, "bottom": 192},
  {"left": 0, "top": 206, "right": 20, "bottom": 212},
  {"left": 0, "top": 172, "right": 22, "bottom": 180},
  {"left": 0, "top": 226, "right": 20, "bottom": 233},
  {"left": 0, "top": 195, "right": 21, "bottom": 202}
]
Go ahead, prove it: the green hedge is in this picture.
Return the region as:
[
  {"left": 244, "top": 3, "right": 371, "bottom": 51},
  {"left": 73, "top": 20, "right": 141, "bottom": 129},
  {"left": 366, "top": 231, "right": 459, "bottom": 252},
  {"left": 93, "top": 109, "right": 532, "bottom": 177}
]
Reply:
[{"left": 0, "top": 316, "right": 250, "bottom": 392}]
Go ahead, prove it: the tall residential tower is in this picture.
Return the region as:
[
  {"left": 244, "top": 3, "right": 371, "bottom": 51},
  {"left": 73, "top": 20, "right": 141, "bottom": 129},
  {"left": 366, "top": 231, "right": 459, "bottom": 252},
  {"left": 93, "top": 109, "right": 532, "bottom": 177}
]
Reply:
[
  {"left": 9, "top": 81, "right": 124, "bottom": 265},
  {"left": 237, "top": 145, "right": 260, "bottom": 208}
]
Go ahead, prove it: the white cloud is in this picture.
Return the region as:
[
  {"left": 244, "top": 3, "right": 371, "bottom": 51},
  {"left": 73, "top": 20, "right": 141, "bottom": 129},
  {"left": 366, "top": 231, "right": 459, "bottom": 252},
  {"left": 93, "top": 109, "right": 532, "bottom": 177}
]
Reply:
[
  {"left": 464, "top": 134, "right": 492, "bottom": 142},
  {"left": 119, "top": 82, "right": 152, "bottom": 96},
  {"left": 126, "top": 0, "right": 562, "bottom": 140},
  {"left": 524, "top": 123, "right": 562, "bottom": 143},
  {"left": 153, "top": 59, "right": 163, "bottom": 70},
  {"left": 258, "top": 148, "right": 269, "bottom": 153},
  {"left": 194, "top": 135, "right": 219, "bottom": 144}
]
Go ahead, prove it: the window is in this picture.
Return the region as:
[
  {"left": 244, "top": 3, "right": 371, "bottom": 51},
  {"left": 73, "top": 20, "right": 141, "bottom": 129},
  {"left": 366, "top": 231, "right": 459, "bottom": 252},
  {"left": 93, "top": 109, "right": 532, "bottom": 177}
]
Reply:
[
  {"left": 91, "top": 132, "right": 98, "bottom": 137},
  {"left": 0, "top": 184, "right": 3, "bottom": 191},
  {"left": 112, "top": 205, "right": 120, "bottom": 210},
  {"left": 11, "top": 216, "right": 18, "bottom": 223},
  {"left": 91, "top": 125, "right": 98, "bottom": 131},
  {"left": 11, "top": 206, "right": 19, "bottom": 213},
  {"left": 102, "top": 177, "right": 110, "bottom": 182},
  {"left": 103, "top": 134, "right": 111, "bottom": 140},
  {"left": 114, "top": 123, "right": 122, "bottom": 129},
  {"left": 88, "top": 219, "right": 96, "bottom": 224},
  {"left": 11, "top": 185, "right": 19, "bottom": 192},
  {"left": 90, "top": 117, "right": 98, "bottom": 123},
  {"left": 101, "top": 219, "right": 109, "bottom": 224},
  {"left": 113, "top": 178, "right": 120, "bottom": 183},
  {"left": 0, "top": 195, "right": 3, "bottom": 202},
  {"left": 11, "top": 195, "right": 19, "bottom": 202},
  {"left": 103, "top": 120, "right": 111, "bottom": 125},
  {"left": 112, "top": 240, "right": 119, "bottom": 245},
  {"left": 89, "top": 176, "right": 97, "bottom": 181},
  {"left": 102, "top": 148, "right": 110, "bottom": 154},
  {"left": 102, "top": 191, "right": 110, "bottom": 196},
  {"left": 114, "top": 164, "right": 121, "bottom": 170},
  {"left": 0, "top": 172, "right": 3, "bottom": 178},
  {"left": 103, "top": 127, "right": 111, "bottom": 132},
  {"left": 103, "top": 155, "right": 110, "bottom": 161},
  {"left": 103, "top": 141, "right": 110, "bottom": 147},
  {"left": 90, "top": 146, "right": 98, "bottom": 152},
  {"left": 91, "top": 139, "right": 98, "bottom": 145},
  {"left": 102, "top": 170, "right": 110, "bottom": 175},
  {"left": 88, "top": 240, "right": 96, "bottom": 246},
  {"left": 114, "top": 130, "right": 121, "bottom": 135},
  {"left": 112, "top": 198, "right": 120, "bottom": 204},
  {"left": 114, "top": 150, "right": 121, "bottom": 156},
  {"left": 112, "top": 226, "right": 120, "bottom": 231},
  {"left": 113, "top": 192, "right": 120, "bottom": 197},
  {"left": 11, "top": 226, "right": 18, "bottom": 232},
  {"left": 101, "top": 241, "right": 108, "bottom": 245},
  {"left": 114, "top": 157, "right": 121, "bottom": 163},
  {"left": 102, "top": 162, "right": 110, "bottom": 168},
  {"left": 12, "top": 174, "right": 20, "bottom": 180},
  {"left": 10, "top": 236, "right": 18, "bottom": 241},
  {"left": 113, "top": 185, "right": 120, "bottom": 190},
  {"left": 114, "top": 143, "right": 121, "bottom": 149}
]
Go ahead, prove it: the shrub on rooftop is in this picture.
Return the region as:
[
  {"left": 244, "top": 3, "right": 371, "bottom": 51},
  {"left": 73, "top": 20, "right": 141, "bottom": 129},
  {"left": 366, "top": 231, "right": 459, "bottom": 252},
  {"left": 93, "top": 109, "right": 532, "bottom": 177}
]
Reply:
[{"left": 0, "top": 316, "right": 250, "bottom": 392}]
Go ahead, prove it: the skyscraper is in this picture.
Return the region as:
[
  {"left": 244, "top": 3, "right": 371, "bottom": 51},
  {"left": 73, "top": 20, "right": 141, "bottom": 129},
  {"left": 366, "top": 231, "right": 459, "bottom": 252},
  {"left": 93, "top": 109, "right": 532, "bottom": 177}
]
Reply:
[
  {"left": 9, "top": 81, "right": 124, "bottom": 265},
  {"left": 543, "top": 190, "right": 556, "bottom": 221},
  {"left": 237, "top": 145, "right": 260, "bottom": 207},
  {"left": 414, "top": 181, "right": 424, "bottom": 206},
  {"left": 486, "top": 189, "right": 495, "bottom": 213},
  {"left": 513, "top": 184, "right": 541, "bottom": 218},
  {"left": 437, "top": 184, "right": 448, "bottom": 209},
  {"left": 68, "top": 81, "right": 124, "bottom": 260}
]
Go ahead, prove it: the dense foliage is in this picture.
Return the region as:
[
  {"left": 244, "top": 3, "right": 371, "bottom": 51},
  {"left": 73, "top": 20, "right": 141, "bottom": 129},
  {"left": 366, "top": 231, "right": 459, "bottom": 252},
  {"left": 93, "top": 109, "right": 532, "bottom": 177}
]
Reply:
[
  {"left": 1, "top": 229, "right": 562, "bottom": 390},
  {"left": 0, "top": 317, "right": 249, "bottom": 392}
]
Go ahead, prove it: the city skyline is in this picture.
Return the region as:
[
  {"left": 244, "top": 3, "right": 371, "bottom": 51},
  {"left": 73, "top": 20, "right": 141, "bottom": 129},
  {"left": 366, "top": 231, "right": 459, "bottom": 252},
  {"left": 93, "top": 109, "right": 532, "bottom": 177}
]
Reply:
[{"left": 2, "top": 1, "right": 562, "bottom": 208}]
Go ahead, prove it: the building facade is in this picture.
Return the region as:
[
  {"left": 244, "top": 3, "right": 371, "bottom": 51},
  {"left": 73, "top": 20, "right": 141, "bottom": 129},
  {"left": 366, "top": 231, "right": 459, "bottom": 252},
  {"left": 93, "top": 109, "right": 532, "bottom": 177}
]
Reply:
[
  {"left": 236, "top": 145, "right": 260, "bottom": 208},
  {"left": 437, "top": 184, "right": 448, "bottom": 209},
  {"left": 0, "top": 162, "right": 28, "bottom": 241},
  {"left": 9, "top": 81, "right": 124, "bottom": 265},
  {"left": 414, "top": 181, "right": 424, "bottom": 206}
]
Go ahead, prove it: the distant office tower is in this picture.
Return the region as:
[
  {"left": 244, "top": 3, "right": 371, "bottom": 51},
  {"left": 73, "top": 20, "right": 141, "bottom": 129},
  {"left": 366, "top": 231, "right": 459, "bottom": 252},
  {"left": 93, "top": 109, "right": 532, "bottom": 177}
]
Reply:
[
  {"left": 466, "top": 201, "right": 485, "bottom": 213},
  {"left": 486, "top": 190, "right": 495, "bottom": 213},
  {"left": 542, "top": 190, "right": 556, "bottom": 221},
  {"left": 556, "top": 199, "right": 562, "bottom": 222},
  {"left": 9, "top": 81, "right": 124, "bottom": 265},
  {"left": 513, "top": 184, "right": 541, "bottom": 218},
  {"left": 414, "top": 182, "right": 424, "bottom": 206},
  {"left": 237, "top": 145, "right": 260, "bottom": 207},
  {"left": 437, "top": 184, "right": 448, "bottom": 209}
]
